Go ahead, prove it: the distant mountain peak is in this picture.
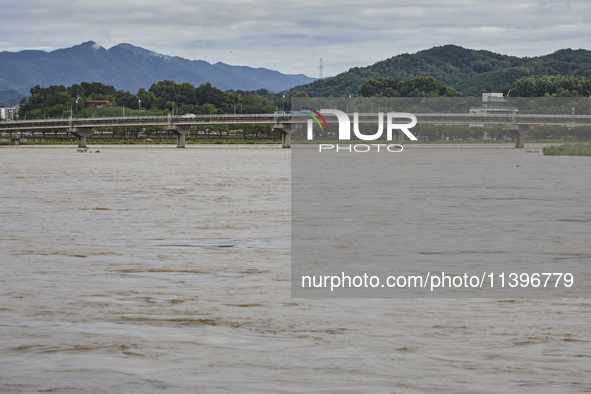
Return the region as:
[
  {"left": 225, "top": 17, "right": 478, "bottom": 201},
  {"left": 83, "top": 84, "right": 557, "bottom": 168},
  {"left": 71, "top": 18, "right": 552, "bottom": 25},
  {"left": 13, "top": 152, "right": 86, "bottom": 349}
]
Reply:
[{"left": 78, "top": 40, "right": 104, "bottom": 51}]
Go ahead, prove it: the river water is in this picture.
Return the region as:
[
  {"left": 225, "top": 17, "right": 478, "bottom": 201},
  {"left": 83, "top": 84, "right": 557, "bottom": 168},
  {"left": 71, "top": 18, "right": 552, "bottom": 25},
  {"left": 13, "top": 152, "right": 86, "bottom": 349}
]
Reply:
[{"left": 0, "top": 144, "right": 589, "bottom": 393}]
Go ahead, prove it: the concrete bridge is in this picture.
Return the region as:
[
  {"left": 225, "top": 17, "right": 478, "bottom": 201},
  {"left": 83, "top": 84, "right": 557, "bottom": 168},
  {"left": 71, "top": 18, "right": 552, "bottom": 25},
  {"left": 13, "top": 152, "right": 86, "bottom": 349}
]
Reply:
[
  {"left": 0, "top": 113, "right": 294, "bottom": 148},
  {"left": 2, "top": 112, "right": 591, "bottom": 148}
]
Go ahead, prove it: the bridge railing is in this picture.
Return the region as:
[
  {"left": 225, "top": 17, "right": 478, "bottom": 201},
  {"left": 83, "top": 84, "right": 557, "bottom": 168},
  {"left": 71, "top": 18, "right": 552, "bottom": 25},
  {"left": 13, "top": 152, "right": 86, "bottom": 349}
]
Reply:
[{"left": 0, "top": 113, "right": 291, "bottom": 131}]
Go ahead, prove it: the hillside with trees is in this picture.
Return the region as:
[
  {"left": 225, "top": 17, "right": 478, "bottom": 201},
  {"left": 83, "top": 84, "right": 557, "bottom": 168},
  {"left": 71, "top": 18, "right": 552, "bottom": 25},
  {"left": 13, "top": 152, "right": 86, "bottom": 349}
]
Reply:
[
  {"left": 359, "top": 76, "right": 460, "bottom": 97},
  {"left": 291, "top": 45, "right": 591, "bottom": 97}
]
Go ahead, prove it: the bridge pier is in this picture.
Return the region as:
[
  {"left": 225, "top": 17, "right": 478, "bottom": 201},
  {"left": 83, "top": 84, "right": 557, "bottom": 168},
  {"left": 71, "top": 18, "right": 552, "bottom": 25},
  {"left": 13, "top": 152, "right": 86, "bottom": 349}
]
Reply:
[
  {"left": 281, "top": 132, "right": 291, "bottom": 148},
  {"left": 515, "top": 124, "right": 530, "bottom": 148},
  {"left": 274, "top": 123, "right": 296, "bottom": 148},
  {"left": 169, "top": 125, "right": 191, "bottom": 148},
  {"left": 71, "top": 127, "right": 93, "bottom": 148}
]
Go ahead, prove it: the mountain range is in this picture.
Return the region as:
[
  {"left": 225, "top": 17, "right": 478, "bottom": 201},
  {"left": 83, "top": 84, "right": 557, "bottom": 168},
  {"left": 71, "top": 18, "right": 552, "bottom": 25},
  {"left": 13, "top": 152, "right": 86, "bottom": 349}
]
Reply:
[
  {"left": 0, "top": 41, "right": 316, "bottom": 103},
  {"left": 3, "top": 42, "right": 591, "bottom": 107}
]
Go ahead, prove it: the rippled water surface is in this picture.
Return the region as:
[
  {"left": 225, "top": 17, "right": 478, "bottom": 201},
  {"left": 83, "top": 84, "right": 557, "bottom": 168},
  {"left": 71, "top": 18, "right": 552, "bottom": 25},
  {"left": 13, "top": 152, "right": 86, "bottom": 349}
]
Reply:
[{"left": 1, "top": 144, "right": 590, "bottom": 392}]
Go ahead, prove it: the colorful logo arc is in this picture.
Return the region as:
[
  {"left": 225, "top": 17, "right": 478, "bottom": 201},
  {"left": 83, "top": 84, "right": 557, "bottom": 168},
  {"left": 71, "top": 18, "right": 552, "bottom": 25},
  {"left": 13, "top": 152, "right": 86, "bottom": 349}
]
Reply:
[{"left": 304, "top": 107, "right": 329, "bottom": 133}]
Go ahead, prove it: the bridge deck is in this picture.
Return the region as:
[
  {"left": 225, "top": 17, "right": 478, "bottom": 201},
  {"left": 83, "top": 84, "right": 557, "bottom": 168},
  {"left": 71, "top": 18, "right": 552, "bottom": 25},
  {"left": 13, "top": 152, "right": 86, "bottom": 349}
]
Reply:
[{"left": 2, "top": 112, "right": 591, "bottom": 132}]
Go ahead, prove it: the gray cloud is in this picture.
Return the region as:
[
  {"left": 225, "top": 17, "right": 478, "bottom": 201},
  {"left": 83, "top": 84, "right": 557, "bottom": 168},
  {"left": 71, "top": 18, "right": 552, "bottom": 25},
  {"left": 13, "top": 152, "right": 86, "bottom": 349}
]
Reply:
[{"left": 2, "top": 0, "right": 590, "bottom": 78}]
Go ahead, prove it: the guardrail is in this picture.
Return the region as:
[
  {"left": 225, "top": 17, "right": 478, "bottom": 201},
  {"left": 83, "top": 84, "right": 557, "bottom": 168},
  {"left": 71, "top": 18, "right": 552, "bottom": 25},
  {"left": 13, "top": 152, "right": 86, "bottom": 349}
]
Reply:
[
  {"left": 3, "top": 112, "right": 591, "bottom": 132},
  {"left": 0, "top": 114, "right": 291, "bottom": 131}
]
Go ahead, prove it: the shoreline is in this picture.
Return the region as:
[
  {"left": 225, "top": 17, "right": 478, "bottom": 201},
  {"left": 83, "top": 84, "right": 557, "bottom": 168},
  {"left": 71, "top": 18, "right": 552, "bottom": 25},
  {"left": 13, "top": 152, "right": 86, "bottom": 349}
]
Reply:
[
  {"left": 0, "top": 138, "right": 569, "bottom": 147},
  {"left": 0, "top": 142, "right": 563, "bottom": 150}
]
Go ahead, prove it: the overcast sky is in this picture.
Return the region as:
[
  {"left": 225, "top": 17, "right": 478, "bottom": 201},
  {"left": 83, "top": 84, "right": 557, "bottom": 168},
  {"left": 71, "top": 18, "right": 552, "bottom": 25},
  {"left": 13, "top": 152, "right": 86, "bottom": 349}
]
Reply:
[{"left": 2, "top": 0, "right": 590, "bottom": 78}]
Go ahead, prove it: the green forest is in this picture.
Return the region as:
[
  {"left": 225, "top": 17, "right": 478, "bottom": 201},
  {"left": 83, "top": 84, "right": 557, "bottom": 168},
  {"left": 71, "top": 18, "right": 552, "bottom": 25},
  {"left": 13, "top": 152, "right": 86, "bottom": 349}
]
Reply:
[
  {"left": 17, "top": 81, "right": 281, "bottom": 119},
  {"left": 15, "top": 74, "right": 591, "bottom": 121},
  {"left": 15, "top": 76, "right": 464, "bottom": 120}
]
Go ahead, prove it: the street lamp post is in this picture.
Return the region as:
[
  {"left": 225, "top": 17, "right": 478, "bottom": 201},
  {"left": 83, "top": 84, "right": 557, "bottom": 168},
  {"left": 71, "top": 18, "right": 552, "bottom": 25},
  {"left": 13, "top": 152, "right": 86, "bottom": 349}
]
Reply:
[
  {"left": 122, "top": 105, "right": 127, "bottom": 136},
  {"left": 75, "top": 96, "right": 81, "bottom": 118},
  {"left": 346, "top": 91, "right": 352, "bottom": 113},
  {"left": 282, "top": 91, "right": 287, "bottom": 113}
]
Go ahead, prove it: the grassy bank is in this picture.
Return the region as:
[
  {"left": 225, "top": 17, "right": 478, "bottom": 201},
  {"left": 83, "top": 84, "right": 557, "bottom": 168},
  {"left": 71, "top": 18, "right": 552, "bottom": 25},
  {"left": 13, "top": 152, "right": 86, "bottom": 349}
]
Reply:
[{"left": 543, "top": 143, "right": 591, "bottom": 156}]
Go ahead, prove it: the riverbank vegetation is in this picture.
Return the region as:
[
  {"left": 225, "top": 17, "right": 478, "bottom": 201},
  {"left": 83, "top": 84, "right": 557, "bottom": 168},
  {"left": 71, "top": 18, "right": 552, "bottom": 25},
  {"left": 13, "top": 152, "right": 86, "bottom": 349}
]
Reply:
[{"left": 542, "top": 143, "right": 591, "bottom": 156}]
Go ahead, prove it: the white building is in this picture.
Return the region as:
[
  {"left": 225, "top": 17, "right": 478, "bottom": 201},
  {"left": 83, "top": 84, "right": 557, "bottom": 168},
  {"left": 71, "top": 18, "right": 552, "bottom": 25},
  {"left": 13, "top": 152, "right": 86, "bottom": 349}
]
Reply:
[{"left": 0, "top": 105, "right": 19, "bottom": 121}]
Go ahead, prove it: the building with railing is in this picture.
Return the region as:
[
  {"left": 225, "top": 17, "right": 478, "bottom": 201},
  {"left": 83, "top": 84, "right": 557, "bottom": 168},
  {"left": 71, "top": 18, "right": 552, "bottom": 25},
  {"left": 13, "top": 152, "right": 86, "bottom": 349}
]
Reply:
[{"left": 469, "top": 93, "right": 518, "bottom": 127}]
